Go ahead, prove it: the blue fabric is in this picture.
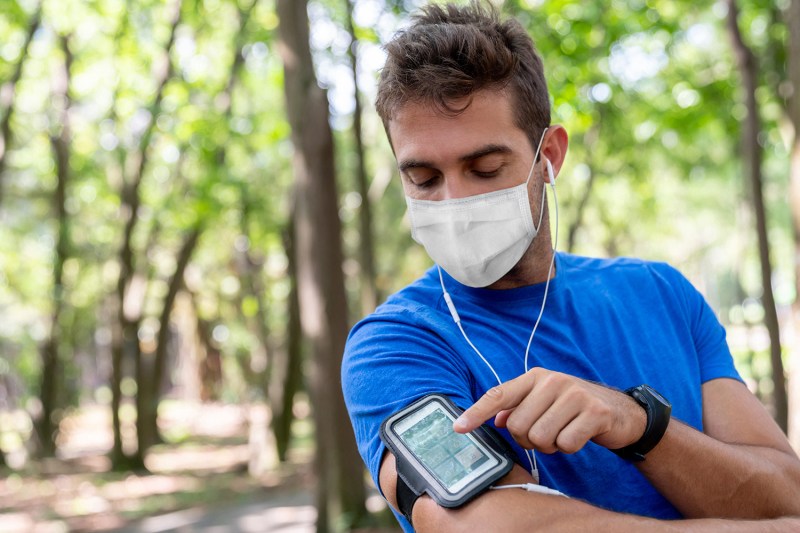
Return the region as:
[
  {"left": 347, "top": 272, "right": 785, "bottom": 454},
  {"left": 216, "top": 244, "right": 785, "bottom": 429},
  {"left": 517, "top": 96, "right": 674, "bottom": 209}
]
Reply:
[{"left": 342, "top": 253, "right": 742, "bottom": 531}]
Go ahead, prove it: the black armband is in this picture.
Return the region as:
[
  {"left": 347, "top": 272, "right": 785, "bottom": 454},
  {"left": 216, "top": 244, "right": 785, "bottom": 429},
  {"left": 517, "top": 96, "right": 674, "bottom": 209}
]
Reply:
[{"left": 380, "top": 394, "right": 516, "bottom": 524}]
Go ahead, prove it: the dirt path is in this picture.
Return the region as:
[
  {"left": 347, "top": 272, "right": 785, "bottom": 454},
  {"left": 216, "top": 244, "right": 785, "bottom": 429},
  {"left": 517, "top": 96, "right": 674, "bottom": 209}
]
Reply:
[
  {"left": 112, "top": 488, "right": 315, "bottom": 533},
  {"left": 2, "top": 403, "right": 403, "bottom": 532}
]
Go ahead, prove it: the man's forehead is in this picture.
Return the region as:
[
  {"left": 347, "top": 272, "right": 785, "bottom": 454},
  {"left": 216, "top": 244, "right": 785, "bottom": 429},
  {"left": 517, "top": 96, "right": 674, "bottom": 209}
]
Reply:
[
  {"left": 388, "top": 93, "right": 524, "bottom": 165},
  {"left": 389, "top": 91, "right": 513, "bottom": 125}
]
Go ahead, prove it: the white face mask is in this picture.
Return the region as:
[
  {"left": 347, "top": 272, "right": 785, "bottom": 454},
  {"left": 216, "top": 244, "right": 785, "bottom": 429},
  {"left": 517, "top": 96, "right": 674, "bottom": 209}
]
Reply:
[{"left": 405, "top": 129, "right": 549, "bottom": 287}]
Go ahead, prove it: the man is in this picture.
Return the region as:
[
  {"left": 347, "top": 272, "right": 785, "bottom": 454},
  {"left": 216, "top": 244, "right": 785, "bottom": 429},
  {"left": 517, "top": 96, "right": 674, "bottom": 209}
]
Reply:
[{"left": 341, "top": 3, "right": 800, "bottom": 531}]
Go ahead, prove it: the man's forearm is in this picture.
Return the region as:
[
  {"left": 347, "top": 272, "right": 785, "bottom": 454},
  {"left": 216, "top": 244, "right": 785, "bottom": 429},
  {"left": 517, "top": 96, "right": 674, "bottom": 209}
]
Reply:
[
  {"left": 411, "top": 488, "right": 800, "bottom": 533},
  {"left": 638, "top": 419, "right": 800, "bottom": 518},
  {"left": 384, "top": 453, "right": 800, "bottom": 532}
]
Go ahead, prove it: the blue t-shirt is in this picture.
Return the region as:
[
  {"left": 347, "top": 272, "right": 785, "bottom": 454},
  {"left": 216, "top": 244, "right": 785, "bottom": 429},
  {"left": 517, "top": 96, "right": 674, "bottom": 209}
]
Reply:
[{"left": 342, "top": 253, "right": 741, "bottom": 531}]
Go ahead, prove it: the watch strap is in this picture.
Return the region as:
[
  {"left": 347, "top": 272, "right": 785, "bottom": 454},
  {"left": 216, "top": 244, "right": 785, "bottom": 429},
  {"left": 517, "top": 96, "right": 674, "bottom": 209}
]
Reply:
[{"left": 611, "top": 384, "right": 671, "bottom": 462}]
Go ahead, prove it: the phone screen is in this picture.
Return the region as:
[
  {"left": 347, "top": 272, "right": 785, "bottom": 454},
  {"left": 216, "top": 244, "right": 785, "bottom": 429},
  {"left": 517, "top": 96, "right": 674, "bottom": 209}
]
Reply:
[{"left": 396, "top": 403, "right": 497, "bottom": 492}]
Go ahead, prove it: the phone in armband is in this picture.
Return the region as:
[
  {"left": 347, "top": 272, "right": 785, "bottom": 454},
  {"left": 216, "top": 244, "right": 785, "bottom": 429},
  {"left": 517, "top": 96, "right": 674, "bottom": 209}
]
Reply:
[{"left": 379, "top": 394, "right": 515, "bottom": 522}]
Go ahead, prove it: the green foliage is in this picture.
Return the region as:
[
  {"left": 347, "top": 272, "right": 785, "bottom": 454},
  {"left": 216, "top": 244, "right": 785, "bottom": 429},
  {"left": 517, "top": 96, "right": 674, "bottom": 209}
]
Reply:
[
  {"left": 0, "top": 0, "right": 295, "bottom": 411},
  {"left": 494, "top": 0, "right": 794, "bottom": 311},
  {"left": 0, "top": 0, "right": 796, "bottom": 461}
]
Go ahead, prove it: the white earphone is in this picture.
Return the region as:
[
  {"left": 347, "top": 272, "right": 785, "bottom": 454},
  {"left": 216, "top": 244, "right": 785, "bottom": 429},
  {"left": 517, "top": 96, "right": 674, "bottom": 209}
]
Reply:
[{"left": 437, "top": 158, "right": 560, "bottom": 484}]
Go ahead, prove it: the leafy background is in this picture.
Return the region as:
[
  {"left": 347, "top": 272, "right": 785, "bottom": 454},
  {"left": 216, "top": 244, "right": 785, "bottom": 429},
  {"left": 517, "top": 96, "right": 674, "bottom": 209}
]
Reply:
[{"left": 0, "top": 0, "right": 798, "bottom": 530}]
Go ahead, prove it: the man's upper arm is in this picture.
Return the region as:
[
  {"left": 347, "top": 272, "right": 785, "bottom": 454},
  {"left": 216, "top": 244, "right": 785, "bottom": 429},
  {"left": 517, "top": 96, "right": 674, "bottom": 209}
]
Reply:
[
  {"left": 342, "top": 306, "right": 479, "bottom": 502},
  {"left": 701, "top": 378, "right": 796, "bottom": 456}
]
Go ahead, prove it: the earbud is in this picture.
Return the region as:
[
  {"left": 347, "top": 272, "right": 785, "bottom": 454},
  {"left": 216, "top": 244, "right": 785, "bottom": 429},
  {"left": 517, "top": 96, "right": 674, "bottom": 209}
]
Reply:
[{"left": 545, "top": 158, "right": 555, "bottom": 185}]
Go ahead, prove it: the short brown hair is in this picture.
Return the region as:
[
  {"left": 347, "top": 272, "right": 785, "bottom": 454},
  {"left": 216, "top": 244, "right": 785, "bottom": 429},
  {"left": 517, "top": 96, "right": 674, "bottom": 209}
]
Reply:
[{"left": 376, "top": 1, "right": 550, "bottom": 149}]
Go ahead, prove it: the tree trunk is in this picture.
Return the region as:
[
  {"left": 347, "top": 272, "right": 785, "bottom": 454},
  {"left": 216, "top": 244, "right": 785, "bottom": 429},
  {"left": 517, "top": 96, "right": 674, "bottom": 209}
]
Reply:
[
  {"left": 344, "top": 0, "right": 378, "bottom": 316},
  {"left": 209, "top": 0, "right": 267, "bottom": 392},
  {"left": 236, "top": 201, "right": 284, "bottom": 471},
  {"left": 135, "top": 224, "right": 202, "bottom": 460},
  {"left": 109, "top": 0, "right": 181, "bottom": 470},
  {"left": 216, "top": 1, "right": 279, "bottom": 471},
  {"left": 277, "top": 1, "right": 367, "bottom": 530},
  {"left": 727, "top": 0, "right": 788, "bottom": 431},
  {"left": 272, "top": 219, "right": 304, "bottom": 462},
  {"left": 36, "top": 34, "right": 73, "bottom": 458},
  {"left": 105, "top": 10, "right": 131, "bottom": 466},
  {"left": 132, "top": 0, "right": 251, "bottom": 461},
  {"left": 786, "top": 0, "right": 800, "bottom": 448},
  {"left": 0, "top": 7, "right": 41, "bottom": 210},
  {"left": 193, "top": 297, "right": 222, "bottom": 402},
  {"left": 238, "top": 193, "right": 276, "bottom": 397},
  {"left": 109, "top": 293, "right": 126, "bottom": 463}
]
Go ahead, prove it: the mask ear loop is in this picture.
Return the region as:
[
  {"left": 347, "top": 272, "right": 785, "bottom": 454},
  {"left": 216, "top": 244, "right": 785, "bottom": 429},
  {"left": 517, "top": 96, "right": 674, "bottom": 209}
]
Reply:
[
  {"left": 525, "top": 126, "right": 549, "bottom": 186},
  {"left": 532, "top": 177, "right": 547, "bottom": 233},
  {"left": 527, "top": 128, "right": 549, "bottom": 234}
]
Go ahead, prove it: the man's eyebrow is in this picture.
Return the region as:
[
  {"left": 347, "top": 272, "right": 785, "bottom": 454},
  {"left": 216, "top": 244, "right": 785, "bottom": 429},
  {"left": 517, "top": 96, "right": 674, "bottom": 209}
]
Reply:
[
  {"left": 398, "top": 159, "right": 434, "bottom": 173},
  {"left": 459, "top": 144, "right": 513, "bottom": 162},
  {"left": 398, "top": 144, "right": 513, "bottom": 172}
]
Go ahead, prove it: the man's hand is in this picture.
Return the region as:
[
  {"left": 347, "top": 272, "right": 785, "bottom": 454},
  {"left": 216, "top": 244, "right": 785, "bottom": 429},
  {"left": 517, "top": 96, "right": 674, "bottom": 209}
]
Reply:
[{"left": 453, "top": 368, "right": 648, "bottom": 453}]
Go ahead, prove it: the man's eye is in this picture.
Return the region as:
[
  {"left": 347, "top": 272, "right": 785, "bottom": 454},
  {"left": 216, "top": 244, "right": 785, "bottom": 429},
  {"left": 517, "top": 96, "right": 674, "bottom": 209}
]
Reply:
[
  {"left": 406, "top": 173, "right": 439, "bottom": 189},
  {"left": 414, "top": 177, "right": 438, "bottom": 189},
  {"left": 473, "top": 168, "right": 501, "bottom": 178}
]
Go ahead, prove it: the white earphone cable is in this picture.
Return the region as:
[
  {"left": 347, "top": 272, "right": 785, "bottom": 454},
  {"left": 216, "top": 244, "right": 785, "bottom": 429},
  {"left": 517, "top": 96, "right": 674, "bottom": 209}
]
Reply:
[
  {"left": 441, "top": 266, "right": 540, "bottom": 481},
  {"left": 440, "top": 273, "right": 502, "bottom": 386},
  {"left": 438, "top": 167, "right": 559, "bottom": 484}
]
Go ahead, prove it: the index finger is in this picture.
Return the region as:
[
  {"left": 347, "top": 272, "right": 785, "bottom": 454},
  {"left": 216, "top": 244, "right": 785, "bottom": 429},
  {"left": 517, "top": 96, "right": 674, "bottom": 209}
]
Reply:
[{"left": 453, "top": 372, "right": 536, "bottom": 433}]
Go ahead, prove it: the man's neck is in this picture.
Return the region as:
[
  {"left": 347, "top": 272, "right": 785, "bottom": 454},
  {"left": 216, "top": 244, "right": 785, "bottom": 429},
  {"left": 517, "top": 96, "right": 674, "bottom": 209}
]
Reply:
[{"left": 485, "top": 235, "right": 556, "bottom": 290}]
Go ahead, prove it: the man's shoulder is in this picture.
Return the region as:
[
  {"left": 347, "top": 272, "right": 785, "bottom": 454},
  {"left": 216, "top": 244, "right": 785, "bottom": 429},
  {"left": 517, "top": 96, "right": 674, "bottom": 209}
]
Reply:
[
  {"left": 372, "top": 266, "right": 443, "bottom": 316},
  {"left": 560, "top": 253, "right": 699, "bottom": 315},
  {"left": 346, "top": 266, "right": 444, "bottom": 340},
  {"left": 561, "top": 252, "right": 683, "bottom": 283}
]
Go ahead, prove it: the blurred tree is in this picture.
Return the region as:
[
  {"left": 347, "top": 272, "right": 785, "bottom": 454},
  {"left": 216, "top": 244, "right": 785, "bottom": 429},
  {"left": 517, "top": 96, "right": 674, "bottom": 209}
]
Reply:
[
  {"left": 145, "top": 223, "right": 203, "bottom": 448},
  {"left": 110, "top": 0, "right": 182, "bottom": 469},
  {"left": 36, "top": 33, "right": 74, "bottom": 458},
  {"left": 344, "top": 0, "right": 378, "bottom": 316},
  {"left": 786, "top": 0, "right": 800, "bottom": 448},
  {"left": 0, "top": 3, "right": 40, "bottom": 211},
  {"left": 726, "top": 0, "right": 787, "bottom": 431},
  {"left": 236, "top": 189, "right": 282, "bottom": 471},
  {"left": 212, "top": 0, "right": 286, "bottom": 472},
  {"left": 272, "top": 216, "right": 304, "bottom": 461},
  {"left": 277, "top": 0, "right": 367, "bottom": 530}
]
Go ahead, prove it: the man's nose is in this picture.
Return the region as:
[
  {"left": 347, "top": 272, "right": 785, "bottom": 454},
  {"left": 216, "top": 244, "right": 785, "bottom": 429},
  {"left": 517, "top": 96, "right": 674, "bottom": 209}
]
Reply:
[{"left": 441, "top": 175, "right": 480, "bottom": 201}]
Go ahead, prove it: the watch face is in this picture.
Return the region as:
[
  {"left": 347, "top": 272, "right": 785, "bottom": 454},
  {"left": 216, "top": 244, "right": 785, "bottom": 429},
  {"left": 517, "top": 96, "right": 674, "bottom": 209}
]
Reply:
[{"left": 641, "top": 384, "right": 670, "bottom": 407}]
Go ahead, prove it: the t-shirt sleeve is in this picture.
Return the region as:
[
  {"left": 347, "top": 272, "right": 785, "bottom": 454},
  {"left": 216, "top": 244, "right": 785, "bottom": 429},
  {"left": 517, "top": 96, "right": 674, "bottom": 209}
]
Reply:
[
  {"left": 662, "top": 264, "right": 743, "bottom": 384},
  {"left": 341, "top": 303, "right": 476, "bottom": 498}
]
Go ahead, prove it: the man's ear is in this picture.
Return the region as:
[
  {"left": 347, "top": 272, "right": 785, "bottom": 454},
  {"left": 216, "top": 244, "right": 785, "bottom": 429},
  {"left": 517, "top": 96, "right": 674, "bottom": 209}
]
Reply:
[{"left": 541, "top": 124, "right": 568, "bottom": 183}]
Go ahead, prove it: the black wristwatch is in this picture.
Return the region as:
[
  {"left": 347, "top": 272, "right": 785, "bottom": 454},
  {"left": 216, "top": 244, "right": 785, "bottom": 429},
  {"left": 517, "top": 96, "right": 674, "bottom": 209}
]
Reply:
[{"left": 611, "top": 384, "right": 671, "bottom": 462}]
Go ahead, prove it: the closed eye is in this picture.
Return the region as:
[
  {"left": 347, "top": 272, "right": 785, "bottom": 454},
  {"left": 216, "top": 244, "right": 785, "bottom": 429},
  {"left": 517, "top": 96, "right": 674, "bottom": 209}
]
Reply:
[
  {"left": 472, "top": 167, "right": 502, "bottom": 178},
  {"left": 414, "top": 176, "right": 440, "bottom": 189},
  {"left": 469, "top": 150, "right": 508, "bottom": 179},
  {"left": 403, "top": 170, "right": 440, "bottom": 189}
]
